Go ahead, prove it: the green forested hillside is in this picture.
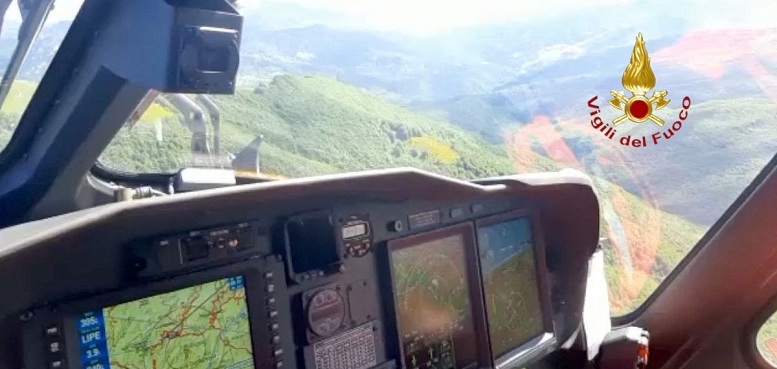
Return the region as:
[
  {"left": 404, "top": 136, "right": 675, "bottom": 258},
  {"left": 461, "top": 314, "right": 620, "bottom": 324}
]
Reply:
[
  {"left": 102, "top": 75, "right": 559, "bottom": 179},
  {"left": 420, "top": 90, "right": 777, "bottom": 227},
  {"left": 0, "top": 75, "right": 705, "bottom": 314}
]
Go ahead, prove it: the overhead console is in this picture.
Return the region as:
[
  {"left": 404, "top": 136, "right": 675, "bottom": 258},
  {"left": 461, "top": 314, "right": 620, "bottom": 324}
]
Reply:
[{"left": 0, "top": 168, "right": 600, "bottom": 369}]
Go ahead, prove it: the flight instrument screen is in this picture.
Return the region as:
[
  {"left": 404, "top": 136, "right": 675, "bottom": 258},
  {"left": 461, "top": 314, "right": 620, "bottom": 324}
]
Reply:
[
  {"left": 76, "top": 276, "right": 254, "bottom": 369},
  {"left": 390, "top": 231, "right": 477, "bottom": 369},
  {"left": 477, "top": 217, "right": 544, "bottom": 357}
]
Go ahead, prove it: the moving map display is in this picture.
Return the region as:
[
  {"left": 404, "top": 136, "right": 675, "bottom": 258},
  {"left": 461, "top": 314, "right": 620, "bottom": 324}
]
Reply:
[
  {"left": 390, "top": 231, "right": 477, "bottom": 369},
  {"left": 76, "top": 276, "right": 254, "bottom": 369},
  {"left": 477, "top": 217, "right": 544, "bottom": 357}
]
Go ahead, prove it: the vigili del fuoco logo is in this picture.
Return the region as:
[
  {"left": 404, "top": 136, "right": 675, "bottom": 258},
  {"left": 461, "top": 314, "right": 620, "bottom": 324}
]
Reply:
[{"left": 587, "top": 33, "right": 692, "bottom": 147}]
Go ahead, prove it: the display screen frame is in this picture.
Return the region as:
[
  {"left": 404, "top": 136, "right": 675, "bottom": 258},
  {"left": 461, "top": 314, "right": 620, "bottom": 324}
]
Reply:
[
  {"left": 385, "top": 222, "right": 491, "bottom": 369},
  {"left": 56, "top": 261, "right": 277, "bottom": 369},
  {"left": 475, "top": 209, "right": 555, "bottom": 368}
]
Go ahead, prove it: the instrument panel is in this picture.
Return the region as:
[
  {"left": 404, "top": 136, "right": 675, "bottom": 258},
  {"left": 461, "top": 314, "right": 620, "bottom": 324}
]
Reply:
[{"left": 1, "top": 169, "right": 600, "bottom": 369}]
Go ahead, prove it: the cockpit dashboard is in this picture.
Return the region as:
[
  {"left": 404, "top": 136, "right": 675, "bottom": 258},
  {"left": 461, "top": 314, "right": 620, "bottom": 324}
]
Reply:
[{"left": 0, "top": 168, "right": 600, "bottom": 369}]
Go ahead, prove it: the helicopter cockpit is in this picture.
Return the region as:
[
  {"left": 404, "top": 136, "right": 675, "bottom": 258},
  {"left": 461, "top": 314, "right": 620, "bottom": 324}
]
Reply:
[{"left": 0, "top": 1, "right": 776, "bottom": 369}]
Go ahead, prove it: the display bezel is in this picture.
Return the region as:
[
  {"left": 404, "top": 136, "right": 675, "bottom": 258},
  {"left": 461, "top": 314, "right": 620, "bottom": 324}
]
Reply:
[
  {"left": 57, "top": 261, "right": 275, "bottom": 369},
  {"left": 475, "top": 209, "right": 556, "bottom": 368},
  {"left": 385, "top": 222, "right": 491, "bottom": 369}
]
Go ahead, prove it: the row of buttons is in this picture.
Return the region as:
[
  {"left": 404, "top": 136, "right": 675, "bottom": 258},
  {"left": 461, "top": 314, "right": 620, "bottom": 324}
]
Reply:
[
  {"left": 182, "top": 226, "right": 255, "bottom": 262},
  {"left": 390, "top": 203, "right": 485, "bottom": 234},
  {"left": 44, "top": 324, "right": 66, "bottom": 369},
  {"left": 265, "top": 270, "right": 284, "bottom": 368}
]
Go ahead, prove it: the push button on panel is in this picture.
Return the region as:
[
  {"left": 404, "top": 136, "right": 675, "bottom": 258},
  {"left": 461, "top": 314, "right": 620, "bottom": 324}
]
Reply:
[
  {"left": 184, "top": 237, "right": 209, "bottom": 261},
  {"left": 45, "top": 325, "right": 60, "bottom": 337},
  {"left": 44, "top": 323, "right": 66, "bottom": 368},
  {"left": 471, "top": 203, "right": 484, "bottom": 213},
  {"left": 235, "top": 229, "right": 254, "bottom": 250},
  {"left": 49, "top": 341, "right": 61, "bottom": 354}
]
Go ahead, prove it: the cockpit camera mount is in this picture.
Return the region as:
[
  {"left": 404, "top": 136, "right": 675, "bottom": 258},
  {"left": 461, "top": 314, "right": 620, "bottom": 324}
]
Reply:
[
  {"left": 169, "top": 1, "right": 242, "bottom": 94},
  {"left": 176, "top": 25, "right": 240, "bottom": 94}
]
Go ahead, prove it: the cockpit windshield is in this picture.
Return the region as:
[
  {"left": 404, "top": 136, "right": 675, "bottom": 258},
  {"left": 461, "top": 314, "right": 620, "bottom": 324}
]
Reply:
[
  {"left": 0, "top": 0, "right": 81, "bottom": 145},
  {"left": 2, "top": 0, "right": 777, "bottom": 321}
]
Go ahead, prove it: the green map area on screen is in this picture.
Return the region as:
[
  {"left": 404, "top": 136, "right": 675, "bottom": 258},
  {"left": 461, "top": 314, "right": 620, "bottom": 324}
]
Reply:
[
  {"left": 94, "top": 277, "right": 253, "bottom": 369},
  {"left": 391, "top": 234, "right": 471, "bottom": 337},
  {"left": 478, "top": 218, "right": 544, "bottom": 357}
]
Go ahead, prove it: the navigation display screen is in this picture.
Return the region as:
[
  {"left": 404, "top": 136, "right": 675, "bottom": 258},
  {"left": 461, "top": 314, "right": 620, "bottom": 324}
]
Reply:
[
  {"left": 76, "top": 276, "right": 254, "bottom": 369},
  {"left": 390, "top": 230, "right": 477, "bottom": 369},
  {"left": 477, "top": 217, "right": 544, "bottom": 357}
]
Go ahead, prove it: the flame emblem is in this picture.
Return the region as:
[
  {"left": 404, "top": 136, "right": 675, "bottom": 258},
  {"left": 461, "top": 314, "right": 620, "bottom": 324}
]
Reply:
[{"left": 609, "top": 33, "right": 670, "bottom": 126}]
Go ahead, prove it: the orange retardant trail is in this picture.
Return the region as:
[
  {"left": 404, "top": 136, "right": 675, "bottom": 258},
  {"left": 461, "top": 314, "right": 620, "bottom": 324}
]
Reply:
[
  {"left": 766, "top": 338, "right": 777, "bottom": 360},
  {"left": 652, "top": 29, "right": 777, "bottom": 79},
  {"left": 505, "top": 114, "right": 662, "bottom": 310},
  {"left": 653, "top": 29, "right": 777, "bottom": 104},
  {"left": 524, "top": 115, "right": 580, "bottom": 167}
]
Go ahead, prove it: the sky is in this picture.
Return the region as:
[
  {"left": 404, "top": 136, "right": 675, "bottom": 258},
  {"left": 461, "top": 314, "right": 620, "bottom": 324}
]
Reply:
[
  {"left": 5, "top": 0, "right": 777, "bottom": 36},
  {"left": 4, "top": 0, "right": 632, "bottom": 35},
  {"left": 238, "top": 0, "right": 777, "bottom": 35},
  {"left": 241, "top": 0, "right": 631, "bottom": 35}
]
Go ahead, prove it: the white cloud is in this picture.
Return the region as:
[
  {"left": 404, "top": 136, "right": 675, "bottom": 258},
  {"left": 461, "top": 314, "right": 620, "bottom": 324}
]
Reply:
[
  {"left": 7, "top": 0, "right": 777, "bottom": 36},
  {"left": 244, "top": 0, "right": 632, "bottom": 35},
  {"left": 242, "top": 0, "right": 777, "bottom": 36}
]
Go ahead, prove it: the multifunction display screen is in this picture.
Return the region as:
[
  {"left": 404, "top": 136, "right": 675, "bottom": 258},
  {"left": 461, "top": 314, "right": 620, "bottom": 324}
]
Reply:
[
  {"left": 477, "top": 217, "right": 544, "bottom": 357},
  {"left": 390, "top": 231, "right": 478, "bottom": 369},
  {"left": 76, "top": 276, "right": 254, "bottom": 369}
]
